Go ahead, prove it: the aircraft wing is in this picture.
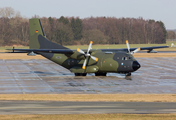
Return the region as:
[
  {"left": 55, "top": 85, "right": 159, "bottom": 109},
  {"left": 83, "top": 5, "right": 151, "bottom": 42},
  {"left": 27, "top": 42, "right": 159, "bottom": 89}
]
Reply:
[
  {"left": 132, "top": 46, "right": 169, "bottom": 51},
  {"left": 6, "top": 48, "right": 74, "bottom": 54},
  {"left": 99, "top": 46, "right": 169, "bottom": 53}
]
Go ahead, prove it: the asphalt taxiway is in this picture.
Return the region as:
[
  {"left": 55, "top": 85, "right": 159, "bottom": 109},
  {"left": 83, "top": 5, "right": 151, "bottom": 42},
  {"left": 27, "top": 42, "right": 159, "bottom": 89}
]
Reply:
[
  {"left": 0, "top": 57, "right": 176, "bottom": 94},
  {"left": 0, "top": 101, "right": 176, "bottom": 114}
]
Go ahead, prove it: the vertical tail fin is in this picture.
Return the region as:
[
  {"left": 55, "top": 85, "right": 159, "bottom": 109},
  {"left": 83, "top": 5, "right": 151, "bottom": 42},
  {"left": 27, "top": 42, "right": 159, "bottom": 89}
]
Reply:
[
  {"left": 29, "top": 18, "right": 45, "bottom": 49},
  {"left": 29, "top": 18, "right": 68, "bottom": 49}
]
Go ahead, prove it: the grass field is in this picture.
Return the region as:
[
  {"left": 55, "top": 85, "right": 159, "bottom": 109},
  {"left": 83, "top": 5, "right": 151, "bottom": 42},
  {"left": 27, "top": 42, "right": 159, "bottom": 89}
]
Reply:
[
  {"left": 66, "top": 41, "right": 174, "bottom": 50},
  {"left": 65, "top": 41, "right": 175, "bottom": 51},
  {"left": 0, "top": 94, "right": 176, "bottom": 102}
]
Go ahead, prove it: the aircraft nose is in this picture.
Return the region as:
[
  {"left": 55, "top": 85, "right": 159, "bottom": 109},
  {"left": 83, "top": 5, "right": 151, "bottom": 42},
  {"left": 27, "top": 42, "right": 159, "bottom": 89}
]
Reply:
[{"left": 132, "top": 61, "right": 140, "bottom": 71}]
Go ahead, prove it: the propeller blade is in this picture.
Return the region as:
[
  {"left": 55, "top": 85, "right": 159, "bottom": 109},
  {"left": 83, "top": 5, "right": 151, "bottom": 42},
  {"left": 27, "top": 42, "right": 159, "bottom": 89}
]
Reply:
[
  {"left": 81, "top": 41, "right": 98, "bottom": 69},
  {"left": 126, "top": 40, "right": 130, "bottom": 53},
  {"left": 131, "top": 48, "right": 140, "bottom": 54},
  {"left": 87, "top": 41, "right": 93, "bottom": 53},
  {"left": 90, "top": 55, "right": 98, "bottom": 62},
  {"left": 82, "top": 58, "right": 87, "bottom": 69},
  {"left": 77, "top": 48, "right": 85, "bottom": 54}
]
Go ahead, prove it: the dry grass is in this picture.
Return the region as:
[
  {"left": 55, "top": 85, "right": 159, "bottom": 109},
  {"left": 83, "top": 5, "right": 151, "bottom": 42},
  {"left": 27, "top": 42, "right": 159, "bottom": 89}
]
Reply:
[
  {"left": 134, "top": 53, "right": 176, "bottom": 57},
  {"left": 0, "top": 114, "right": 176, "bottom": 120},
  {"left": 0, "top": 94, "right": 176, "bottom": 102}
]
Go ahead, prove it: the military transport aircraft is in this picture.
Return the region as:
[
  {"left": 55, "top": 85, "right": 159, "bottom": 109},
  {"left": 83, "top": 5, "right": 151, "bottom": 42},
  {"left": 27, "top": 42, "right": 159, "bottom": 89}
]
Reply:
[{"left": 8, "top": 18, "right": 168, "bottom": 76}]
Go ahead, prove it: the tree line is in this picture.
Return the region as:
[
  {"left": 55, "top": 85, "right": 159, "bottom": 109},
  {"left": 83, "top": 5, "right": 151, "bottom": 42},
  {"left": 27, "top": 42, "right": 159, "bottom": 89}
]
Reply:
[
  {"left": 167, "top": 30, "right": 176, "bottom": 40},
  {"left": 0, "top": 7, "right": 167, "bottom": 46}
]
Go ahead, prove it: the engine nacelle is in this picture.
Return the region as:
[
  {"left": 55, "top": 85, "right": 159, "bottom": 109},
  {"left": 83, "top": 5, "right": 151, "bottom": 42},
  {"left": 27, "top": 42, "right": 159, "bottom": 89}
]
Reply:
[{"left": 66, "top": 52, "right": 85, "bottom": 60}]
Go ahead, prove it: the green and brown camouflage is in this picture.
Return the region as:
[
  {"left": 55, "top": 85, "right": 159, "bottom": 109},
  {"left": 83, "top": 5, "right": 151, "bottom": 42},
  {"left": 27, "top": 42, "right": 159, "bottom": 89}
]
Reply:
[{"left": 9, "top": 18, "right": 169, "bottom": 76}]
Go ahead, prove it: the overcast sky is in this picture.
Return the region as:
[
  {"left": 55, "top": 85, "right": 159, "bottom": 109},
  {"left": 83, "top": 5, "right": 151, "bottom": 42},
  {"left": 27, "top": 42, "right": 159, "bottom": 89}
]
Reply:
[{"left": 0, "top": 0, "right": 175, "bottom": 29}]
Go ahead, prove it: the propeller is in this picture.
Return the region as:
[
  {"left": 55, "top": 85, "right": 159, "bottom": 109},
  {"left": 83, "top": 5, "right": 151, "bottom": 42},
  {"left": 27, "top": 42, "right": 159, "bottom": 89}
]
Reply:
[
  {"left": 77, "top": 41, "right": 98, "bottom": 69},
  {"left": 126, "top": 40, "right": 140, "bottom": 54}
]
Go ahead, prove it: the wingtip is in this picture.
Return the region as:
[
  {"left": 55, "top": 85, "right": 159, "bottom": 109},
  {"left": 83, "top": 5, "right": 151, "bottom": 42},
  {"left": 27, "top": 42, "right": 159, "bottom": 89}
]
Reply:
[
  {"left": 90, "top": 41, "right": 93, "bottom": 44},
  {"left": 138, "top": 48, "right": 141, "bottom": 51},
  {"left": 126, "top": 40, "right": 128, "bottom": 43}
]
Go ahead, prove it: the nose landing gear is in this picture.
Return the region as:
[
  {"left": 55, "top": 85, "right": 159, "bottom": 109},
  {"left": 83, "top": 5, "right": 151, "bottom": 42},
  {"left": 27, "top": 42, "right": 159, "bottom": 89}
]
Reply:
[{"left": 125, "top": 72, "right": 131, "bottom": 76}]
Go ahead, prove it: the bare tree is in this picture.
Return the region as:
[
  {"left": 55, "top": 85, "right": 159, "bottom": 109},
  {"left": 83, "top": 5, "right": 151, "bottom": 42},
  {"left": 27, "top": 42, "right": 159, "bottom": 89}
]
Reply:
[
  {"left": 0, "top": 7, "right": 22, "bottom": 18},
  {"left": 0, "top": 7, "right": 15, "bottom": 18}
]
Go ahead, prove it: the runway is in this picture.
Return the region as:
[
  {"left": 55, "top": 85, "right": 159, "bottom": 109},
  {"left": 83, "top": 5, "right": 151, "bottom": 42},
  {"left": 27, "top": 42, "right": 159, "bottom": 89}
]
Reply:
[
  {"left": 0, "top": 101, "right": 176, "bottom": 114},
  {"left": 0, "top": 57, "right": 176, "bottom": 94}
]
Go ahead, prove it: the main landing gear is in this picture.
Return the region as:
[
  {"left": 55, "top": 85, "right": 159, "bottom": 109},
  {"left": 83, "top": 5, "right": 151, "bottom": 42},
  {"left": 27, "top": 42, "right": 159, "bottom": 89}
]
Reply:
[
  {"left": 74, "top": 73, "right": 87, "bottom": 76},
  {"left": 95, "top": 72, "right": 107, "bottom": 76},
  {"left": 74, "top": 72, "right": 131, "bottom": 77}
]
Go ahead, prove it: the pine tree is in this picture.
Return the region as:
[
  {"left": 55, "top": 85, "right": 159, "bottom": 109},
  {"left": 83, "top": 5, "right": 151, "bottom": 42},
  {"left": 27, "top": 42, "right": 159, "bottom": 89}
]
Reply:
[
  {"left": 71, "top": 18, "right": 83, "bottom": 40},
  {"left": 58, "top": 16, "right": 69, "bottom": 25},
  {"left": 48, "top": 17, "right": 53, "bottom": 25},
  {"left": 156, "top": 21, "right": 167, "bottom": 43}
]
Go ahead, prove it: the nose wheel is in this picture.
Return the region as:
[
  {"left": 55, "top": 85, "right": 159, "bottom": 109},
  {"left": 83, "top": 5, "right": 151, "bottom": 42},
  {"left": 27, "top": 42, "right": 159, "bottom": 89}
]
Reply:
[{"left": 125, "top": 72, "right": 131, "bottom": 76}]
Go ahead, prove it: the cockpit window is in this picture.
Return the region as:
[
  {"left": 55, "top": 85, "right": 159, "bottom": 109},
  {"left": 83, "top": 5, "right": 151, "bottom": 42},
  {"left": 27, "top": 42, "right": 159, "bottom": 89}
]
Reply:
[{"left": 122, "top": 56, "right": 128, "bottom": 60}]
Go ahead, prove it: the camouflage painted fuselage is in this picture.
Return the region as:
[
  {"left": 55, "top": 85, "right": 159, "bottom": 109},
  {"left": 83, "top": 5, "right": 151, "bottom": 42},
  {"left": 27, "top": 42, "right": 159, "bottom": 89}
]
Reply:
[{"left": 40, "top": 51, "right": 139, "bottom": 74}]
